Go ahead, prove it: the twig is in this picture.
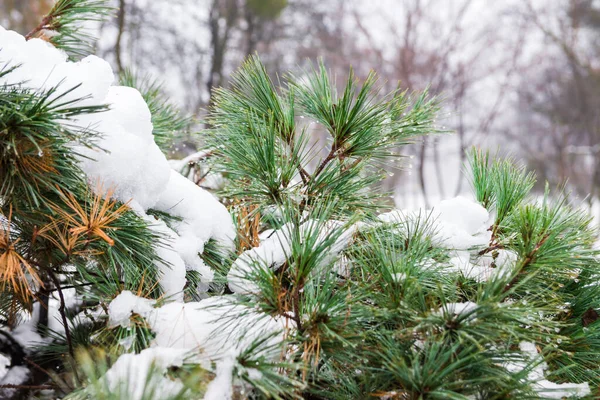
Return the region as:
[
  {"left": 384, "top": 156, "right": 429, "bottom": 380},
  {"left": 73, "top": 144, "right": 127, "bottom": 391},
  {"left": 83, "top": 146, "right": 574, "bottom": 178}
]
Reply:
[
  {"left": 25, "top": 16, "right": 51, "bottom": 40},
  {"left": 195, "top": 168, "right": 211, "bottom": 185},
  {"left": 291, "top": 285, "right": 303, "bottom": 332},
  {"left": 0, "top": 384, "right": 53, "bottom": 390},
  {"left": 504, "top": 234, "right": 550, "bottom": 292},
  {"left": 172, "top": 149, "right": 215, "bottom": 173},
  {"left": 47, "top": 272, "right": 75, "bottom": 359},
  {"left": 477, "top": 243, "right": 505, "bottom": 256},
  {"left": 34, "top": 281, "right": 96, "bottom": 297},
  {"left": 313, "top": 145, "right": 338, "bottom": 178},
  {"left": 341, "top": 157, "right": 363, "bottom": 173},
  {"left": 115, "top": 0, "right": 126, "bottom": 73},
  {"left": 286, "top": 138, "right": 309, "bottom": 185},
  {"left": 24, "top": 357, "right": 54, "bottom": 380}
]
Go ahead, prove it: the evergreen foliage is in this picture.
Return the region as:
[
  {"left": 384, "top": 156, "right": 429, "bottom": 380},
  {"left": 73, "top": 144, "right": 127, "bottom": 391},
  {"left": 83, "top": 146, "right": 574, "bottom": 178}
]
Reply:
[
  {"left": 1, "top": 4, "right": 599, "bottom": 400},
  {"left": 207, "top": 57, "right": 439, "bottom": 217},
  {"left": 25, "top": 0, "right": 112, "bottom": 58}
]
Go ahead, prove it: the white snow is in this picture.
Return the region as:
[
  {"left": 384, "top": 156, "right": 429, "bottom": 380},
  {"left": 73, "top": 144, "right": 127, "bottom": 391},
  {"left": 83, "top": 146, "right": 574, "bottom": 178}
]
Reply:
[
  {"left": 380, "top": 197, "right": 518, "bottom": 283},
  {"left": 75, "top": 86, "right": 172, "bottom": 211},
  {"left": 107, "top": 290, "right": 155, "bottom": 328},
  {"left": 154, "top": 170, "right": 236, "bottom": 265},
  {"left": 108, "top": 291, "right": 287, "bottom": 354},
  {"left": 10, "top": 303, "right": 46, "bottom": 348},
  {"left": 203, "top": 353, "right": 235, "bottom": 400},
  {"left": 140, "top": 215, "right": 188, "bottom": 301},
  {"left": 101, "top": 347, "right": 189, "bottom": 400},
  {"left": 0, "top": 365, "right": 30, "bottom": 398},
  {"left": 430, "top": 196, "right": 491, "bottom": 249},
  {"left": 439, "top": 302, "right": 478, "bottom": 316},
  {"left": 0, "top": 355, "right": 10, "bottom": 380},
  {"left": 510, "top": 342, "right": 591, "bottom": 399},
  {"left": 0, "top": 365, "right": 29, "bottom": 384},
  {"left": 0, "top": 26, "right": 235, "bottom": 301},
  {"left": 0, "top": 30, "right": 111, "bottom": 107},
  {"left": 379, "top": 196, "right": 491, "bottom": 250},
  {"left": 434, "top": 196, "right": 489, "bottom": 235},
  {"left": 447, "top": 248, "right": 517, "bottom": 282},
  {"left": 107, "top": 291, "right": 288, "bottom": 399}
]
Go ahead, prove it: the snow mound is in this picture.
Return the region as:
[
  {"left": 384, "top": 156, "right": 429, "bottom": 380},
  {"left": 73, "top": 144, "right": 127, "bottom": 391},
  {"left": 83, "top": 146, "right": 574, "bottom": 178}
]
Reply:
[
  {"left": 379, "top": 196, "right": 518, "bottom": 283},
  {"left": 108, "top": 291, "right": 287, "bottom": 353},
  {"left": 102, "top": 347, "right": 188, "bottom": 400},
  {"left": 431, "top": 196, "right": 491, "bottom": 249},
  {"left": 0, "top": 26, "right": 235, "bottom": 300},
  {"left": 379, "top": 196, "right": 491, "bottom": 250},
  {"left": 505, "top": 342, "right": 591, "bottom": 398},
  {"left": 439, "top": 301, "right": 478, "bottom": 316},
  {"left": 107, "top": 291, "right": 288, "bottom": 399}
]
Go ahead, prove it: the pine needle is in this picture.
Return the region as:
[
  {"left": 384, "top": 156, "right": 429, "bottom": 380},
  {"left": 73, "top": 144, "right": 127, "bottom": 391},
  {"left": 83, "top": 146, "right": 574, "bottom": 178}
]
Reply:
[
  {"left": 48, "top": 185, "right": 130, "bottom": 248},
  {"left": 0, "top": 209, "right": 42, "bottom": 303}
]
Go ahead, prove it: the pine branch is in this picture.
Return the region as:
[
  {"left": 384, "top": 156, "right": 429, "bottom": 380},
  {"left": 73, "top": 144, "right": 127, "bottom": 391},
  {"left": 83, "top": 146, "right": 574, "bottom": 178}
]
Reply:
[
  {"left": 47, "top": 272, "right": 75, "bottom": 360},
  {"left": 312, "top": 145, "right": 339, "bottom": 178},
  {"left": 26, "top": 0, "right": 113, "bottom": 59},
  {"left": 208, "top": 56, "right": 439, "bottom": 218},
  {"left": 0, "top": 384, "right": 54, "bottom": 390}
]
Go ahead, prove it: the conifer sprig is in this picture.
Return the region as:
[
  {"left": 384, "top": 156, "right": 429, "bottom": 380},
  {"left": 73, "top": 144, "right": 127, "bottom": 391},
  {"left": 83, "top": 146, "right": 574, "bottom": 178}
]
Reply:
[
  {"left": 0, "top": 82, "right": 106, "bottom": 207},
  {"left": 208, "top": 56, "right": 439, "bottom": 218},
  {"left": 25, "top": 0, "right": 113, "bottom": 59}
]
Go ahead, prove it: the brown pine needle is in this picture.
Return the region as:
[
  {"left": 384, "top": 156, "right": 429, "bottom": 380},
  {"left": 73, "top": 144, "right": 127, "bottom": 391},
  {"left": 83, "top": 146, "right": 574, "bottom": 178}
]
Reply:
[
  {"left": 49, "top": 185, "right": 130, "bottom": 248},
  {"left": 0, "top": 210, "right": 42, "bottom": 302},
  {"left": 17, "top": 140, "right": 57, "bottom": 175},
  {"left": 236, "top": 202, "right": 261, "bottom": 253},
  {"left": 38, "top": 221, "right": 101, "bottom": 257}
]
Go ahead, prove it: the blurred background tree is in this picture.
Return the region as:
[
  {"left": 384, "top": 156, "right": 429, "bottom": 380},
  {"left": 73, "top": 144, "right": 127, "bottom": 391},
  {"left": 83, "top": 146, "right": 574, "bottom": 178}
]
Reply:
[
  {"left": 516, "top": 0, "right": 600, "bottom": 211},
  {"left": 0, "top": 0, "right": 52, "bottom": 32},
  {"left": 3, "top": 0, "right": 600, "bottom": 213}
]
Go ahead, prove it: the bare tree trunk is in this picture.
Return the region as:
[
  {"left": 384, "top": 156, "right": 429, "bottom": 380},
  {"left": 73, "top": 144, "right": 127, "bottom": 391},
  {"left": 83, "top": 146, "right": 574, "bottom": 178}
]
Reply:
[
  {"left": 115, "top": 0, "right": 126, "bottom": 74},
  {"left": 207, "top": 0, "right": 238, "bottom": 106},
  {"left": 432, "top": 138, "right": 445, "bottom": 199},
  {"left": 244, "top": 5, "right": 257, "bottom": 56},
  {"left": 454, "top": 95, "right": 466, "bottom": 196}
]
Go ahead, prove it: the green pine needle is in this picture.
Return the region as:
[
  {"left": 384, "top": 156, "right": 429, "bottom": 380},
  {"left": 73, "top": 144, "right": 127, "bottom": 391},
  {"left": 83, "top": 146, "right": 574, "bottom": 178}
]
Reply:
[{"left": 26, "top": 0, "right": 113, "bottom": 59}]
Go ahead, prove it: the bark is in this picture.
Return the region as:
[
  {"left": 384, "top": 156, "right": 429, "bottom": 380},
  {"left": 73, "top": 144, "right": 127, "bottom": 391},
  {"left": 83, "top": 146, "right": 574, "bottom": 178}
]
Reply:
[
  {"left": 115, "top": 0, "right": 126, "bottom": 74},
  {"left": 207, "top": 0, "right": 239, "bottom": 105}
]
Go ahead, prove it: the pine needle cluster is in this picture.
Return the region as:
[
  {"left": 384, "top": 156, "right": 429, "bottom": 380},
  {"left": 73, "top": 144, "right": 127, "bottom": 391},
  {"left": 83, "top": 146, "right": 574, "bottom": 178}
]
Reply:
[
  {"left": 25, "top": 0, "right": 112, "bottom": 58},
  {"left": 206, "top": 56, "right": 439, "bottom": 217}
]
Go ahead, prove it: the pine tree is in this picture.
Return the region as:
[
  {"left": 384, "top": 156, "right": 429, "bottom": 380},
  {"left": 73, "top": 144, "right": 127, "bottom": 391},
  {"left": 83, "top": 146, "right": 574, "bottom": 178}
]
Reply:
[
  {"left": 202, "top": 60, "right": 600, "bottom": 399},
  {"left": 1, "top": 2, "right": 600, "bottom": 400},
  {"left": 0, "top": 2, "right": 225, "bottom": 398}
]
